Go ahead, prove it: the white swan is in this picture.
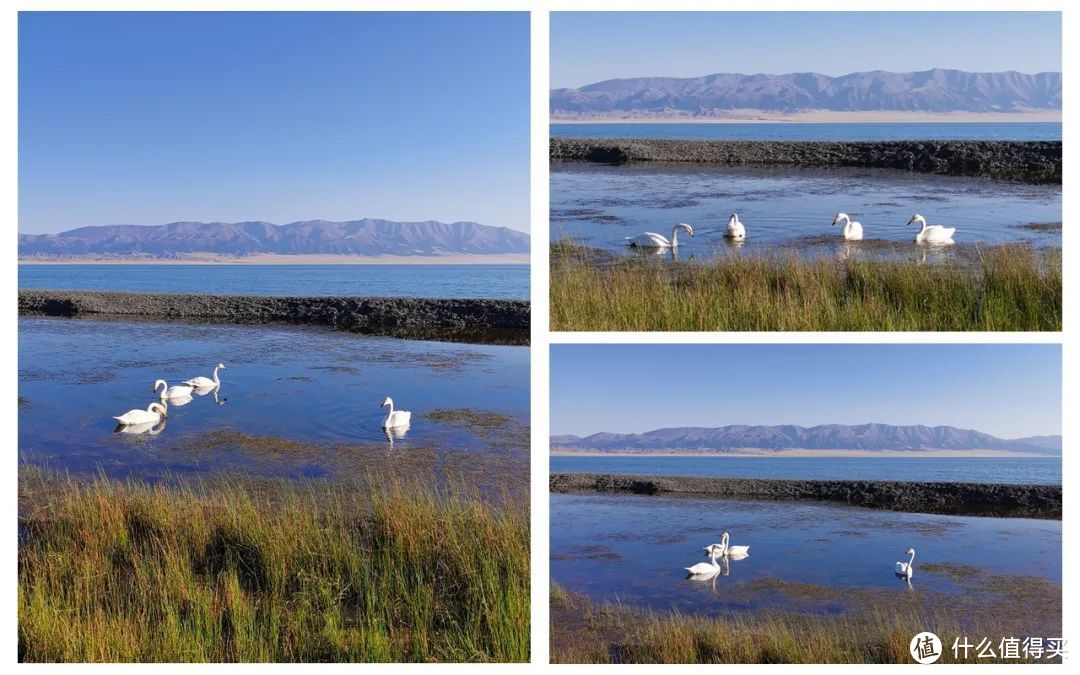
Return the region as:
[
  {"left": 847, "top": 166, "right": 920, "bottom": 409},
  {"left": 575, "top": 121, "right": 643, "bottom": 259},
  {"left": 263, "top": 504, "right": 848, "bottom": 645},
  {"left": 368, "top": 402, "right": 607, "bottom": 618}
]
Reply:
[
  {"left": 113, "top": 402, "right": 168, "bottom": 426},
  {"left": 725, "top": 213, "right": 746, "bottom": 241},
  {"left": 381, "top": 396, "right": 412, "bottom": 429},
  {"left": 184, "top": 363, "right": 226, "bottom": 389},
  {"left": 705, "top": 531, "right": 750, "bottom": 558},
  {"left": 685, "top": 545, "right": 722, "bottom": 576},
  {"left": 833, "top": 212, "right": 863, "bottom": 241},
  {"left": 895, "top": 547, "right": 915, "bottom": 580},
  {"left": 909, "top": 214, "right": 955, "bottom": 244},
  {"left": 154, "top": 379, "right": 194, "bottom": 400},
  {"left": 626, "top": 223, "right": 694, "bottom": 248}
]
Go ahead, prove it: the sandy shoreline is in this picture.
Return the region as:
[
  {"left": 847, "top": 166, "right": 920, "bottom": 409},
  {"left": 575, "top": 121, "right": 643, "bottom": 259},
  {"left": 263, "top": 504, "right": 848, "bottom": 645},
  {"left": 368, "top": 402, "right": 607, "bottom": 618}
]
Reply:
[
  {"left": 550, "top": 449, "right": 1054, "bottom": 459},
  {"left": 551, "top": 110, "right": 1062, "bottom": 124},
  {"left": 18, "top": 253, "right": 530, "bottom": 265}
]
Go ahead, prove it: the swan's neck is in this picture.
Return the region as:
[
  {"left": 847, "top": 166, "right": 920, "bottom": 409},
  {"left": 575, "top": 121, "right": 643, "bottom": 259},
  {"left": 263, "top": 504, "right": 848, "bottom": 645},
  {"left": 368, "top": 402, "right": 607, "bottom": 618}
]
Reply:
[
  {"left": 908, "top": 551, "right": 915, "bottom": 567},
  {"left": 670, "top": 227, "right": 678, "bottom": 247},
  {"left": 212, "top": 366, "right": 221, "bottom": 384},
  {"left": 386, "top": 400, "right": 394, "bottom": 417},
  {"left": 917, "top": 218, "right": 926, "bottom": 232}
]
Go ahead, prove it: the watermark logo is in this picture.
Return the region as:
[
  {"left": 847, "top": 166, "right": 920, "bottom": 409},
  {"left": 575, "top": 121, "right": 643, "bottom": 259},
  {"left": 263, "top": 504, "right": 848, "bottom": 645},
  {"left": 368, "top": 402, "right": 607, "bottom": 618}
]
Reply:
[{"left": 910, "top": 632, "right": 943, "bottom": 664}]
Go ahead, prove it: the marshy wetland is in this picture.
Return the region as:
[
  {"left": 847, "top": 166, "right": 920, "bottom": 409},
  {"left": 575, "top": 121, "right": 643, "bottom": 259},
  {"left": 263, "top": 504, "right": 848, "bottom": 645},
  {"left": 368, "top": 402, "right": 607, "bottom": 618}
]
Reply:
[{"left": 18, "top": 313, "right": 530, "bottom": 662}]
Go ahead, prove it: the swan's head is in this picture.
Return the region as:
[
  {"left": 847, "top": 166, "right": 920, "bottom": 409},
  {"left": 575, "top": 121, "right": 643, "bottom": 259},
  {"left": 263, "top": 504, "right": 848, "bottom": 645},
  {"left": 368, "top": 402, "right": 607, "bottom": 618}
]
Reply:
[
  {"left": 907, "top": 214, "right": 924, "bottom": 226},
  {"left": 833, "top": 212, "right": 849, "bottom": 225},
  {"left": 675, "top": 222, "right": 694, "bottom": 237},
  {"left": 217, "top": 363, "right": 226, "bottom": 370},
  {"left": 728, "top": 213, "right": 740, "bottom": 225},
  {"left": 905, "top": 548, "right": 915, "bottom": 556},
  {"left": 152, "top": 379, "right": 166, "bottom": 393},
  {"left": 381, "top": 396, "right": 393, "bottom": 408},
  {"left": 149, "top": 402, "right": 168, "bottom": 418}
]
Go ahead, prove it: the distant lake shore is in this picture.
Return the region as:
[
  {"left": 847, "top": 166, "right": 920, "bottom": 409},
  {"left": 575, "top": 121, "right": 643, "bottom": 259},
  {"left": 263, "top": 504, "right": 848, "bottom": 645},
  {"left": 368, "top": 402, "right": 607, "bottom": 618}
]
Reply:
[
  {"left": 551, "top": 449, "right": 1054, "bottom": 458},
  {"left": 18, "top": 253, "right": 530, "bottom": 265},
  {"left": 551, "top": 110, "right": 1063, "bottom": 124}
]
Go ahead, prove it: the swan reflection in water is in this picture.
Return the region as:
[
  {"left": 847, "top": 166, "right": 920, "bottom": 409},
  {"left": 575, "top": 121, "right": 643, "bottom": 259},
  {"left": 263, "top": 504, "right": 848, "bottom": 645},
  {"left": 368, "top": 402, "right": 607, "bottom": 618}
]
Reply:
[
  {"left": 384, "top": 423, "right": 410, "bottom": 448},
  {"left": 114, "top": 418, "right": 167, "bottom": 436},
  {"left": 192, "top": 383, "right": 227, "bottom": 405},
  {"left": 685, "top": 553, "right": 730, "bottom": 581}
]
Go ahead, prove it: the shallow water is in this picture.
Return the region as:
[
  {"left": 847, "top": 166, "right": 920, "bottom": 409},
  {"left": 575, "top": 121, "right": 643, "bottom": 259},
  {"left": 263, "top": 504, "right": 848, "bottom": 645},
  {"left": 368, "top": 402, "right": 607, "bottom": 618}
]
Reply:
[
  {"left": 18, "top": 264, "right": 530, "bottom": 300},
  {"left": 551, "top": 164, "right": 1061, "bottom": 261},
  {"left": 550, "top": 493, "right": 1061, "bottom": 615},
  {"left": 18, "top": 317, "right": 528, "bottom": 482},
  {"left": 551, "top": 122, "right": 1062, "bottom": 142},
  {"left": 550, "top": 456, "right": 1061, "bottom": 485}
]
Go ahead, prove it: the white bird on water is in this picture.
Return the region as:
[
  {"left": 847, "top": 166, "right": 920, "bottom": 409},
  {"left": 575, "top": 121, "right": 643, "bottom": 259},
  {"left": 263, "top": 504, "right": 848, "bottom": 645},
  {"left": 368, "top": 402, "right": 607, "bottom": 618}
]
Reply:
[
  {"left": 626, "top": 223, "right": 694, "bottom": 249},
  {"left": 725, "top": 213, "right": 746, "bottom": 241},
  {"left": 705, "top": 531, "right": 750, "bottom": 558},
  {"left": 685, "top": 544, "right": 723, "bottom": 577},
  {"left": 909, "top": 214, "right": 956, "bottom": 244},
  {"left": 184, "top": 363, "right": 226, "bottom": 389},
  {"left": 895, "top": 547, "right": 916, "bottom": 580},
  {"left": 381, "top": 396, "right": 412, "bottom": 429},
  {"left": 154, "top": 379, "right": 194, "bottom": 400},
  {"left": 833, "top": 212, "right": 864, "bottom": 241},
  {"left": 113, "top": 402, "right": 168, "bottom": 426}
]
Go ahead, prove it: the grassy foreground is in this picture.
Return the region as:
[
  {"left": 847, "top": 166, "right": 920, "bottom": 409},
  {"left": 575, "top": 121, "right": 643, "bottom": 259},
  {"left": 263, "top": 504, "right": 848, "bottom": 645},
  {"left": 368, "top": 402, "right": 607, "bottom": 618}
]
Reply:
[
  {"left": 550, "top": 583, "right": 1060, "bottom": 664},
  {"left": 18, "top": 472, "right": 529, "bottom": 662},
  {"left": 550, "top": 241, "right": 1061, "bottom": 331}
]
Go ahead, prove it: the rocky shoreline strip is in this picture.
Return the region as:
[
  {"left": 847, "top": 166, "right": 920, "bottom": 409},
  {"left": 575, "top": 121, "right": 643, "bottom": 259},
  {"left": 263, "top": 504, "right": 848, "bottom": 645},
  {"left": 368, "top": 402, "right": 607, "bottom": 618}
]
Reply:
[
  {"left": 550, "top": 472, "right": 1061, "bottom": 519},
  {"left": 18, "top": 289, "right": 530, "bottom": 345},
  {"left": 550, "top": 137, "right": 1062, "bottom": 184}
]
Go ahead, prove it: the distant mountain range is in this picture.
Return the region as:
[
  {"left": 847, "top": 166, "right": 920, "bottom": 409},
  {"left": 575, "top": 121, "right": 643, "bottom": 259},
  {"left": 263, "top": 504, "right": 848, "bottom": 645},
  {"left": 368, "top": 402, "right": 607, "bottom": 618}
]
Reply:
[
  {"left": 551, "top": 69, "right": 1062, "bottom": 118},
  {"left": 18, "top": 219, "right": 530, "bottom": 259},
  {"left": 551, "top": 424, "right": 1061, "bottom": 455}
]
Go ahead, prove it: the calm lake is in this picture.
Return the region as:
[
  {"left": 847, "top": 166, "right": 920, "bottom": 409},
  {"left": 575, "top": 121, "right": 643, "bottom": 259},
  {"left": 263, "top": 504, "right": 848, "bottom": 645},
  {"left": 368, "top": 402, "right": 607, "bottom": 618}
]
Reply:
[
  {"left": 550, "top": 122, "right": 1062, "bottom": 142},
  {"left": 550, "top": 455, "right": 1062, "bottom": 485},
  {"left": 18, "top": 263, "right": 530, "bottom": 300},
  {"left": 551, "top": 163, "right": 1061, "bottom": 260},
  {"left": 18, "top": 317, "right": 529, "bottom": 484},
  {"left": 550, "top": 492, "right": 1061, "bottom": 615}
]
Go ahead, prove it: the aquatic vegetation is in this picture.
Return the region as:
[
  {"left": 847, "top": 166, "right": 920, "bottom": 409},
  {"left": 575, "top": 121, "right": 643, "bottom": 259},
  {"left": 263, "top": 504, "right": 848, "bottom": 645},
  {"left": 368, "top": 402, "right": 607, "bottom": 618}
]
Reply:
[
  {"left": 18, "top": 470, "right": 530, "bottom": 662},
  {"left": 550, "top": 584, "right": 1061, "bottom": 664},
  {"left": 550, "top": 241, "right": 1061, "bottom": 331}
]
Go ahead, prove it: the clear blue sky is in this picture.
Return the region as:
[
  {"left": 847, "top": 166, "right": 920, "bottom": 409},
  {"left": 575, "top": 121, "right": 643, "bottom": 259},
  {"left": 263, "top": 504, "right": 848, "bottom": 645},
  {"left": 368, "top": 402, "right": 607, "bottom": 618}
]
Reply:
[
  {"left": 19, "top": 12, "right": 530, "bottom": 234},
  {"left": 551, "top": 345, "right": 1061, "bottom": 439},
  {"left": 551, "top": 12, "right": 1062, "bottom": 88}
]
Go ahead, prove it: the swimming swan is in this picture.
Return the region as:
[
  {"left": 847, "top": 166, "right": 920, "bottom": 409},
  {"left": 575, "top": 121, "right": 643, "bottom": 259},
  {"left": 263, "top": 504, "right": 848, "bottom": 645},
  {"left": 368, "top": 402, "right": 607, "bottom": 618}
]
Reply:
[
  {"left": 381, "top": 396, "right": 412, "bottom": 429},
  {"left": 909, "top": 214, "right": 955, "bottom": 244},
  {"left": 154, "top": 379, "right": 194, "bottom": 400},
  {"left": 833, "top": 212, "right": 864, "bottom": 241},
  {"left": 725, "top": 213, "right": 746, "bottom": 241},
  {"left": 184, "top": 363, "right": 226, "bottom": 389},
  {"left": 895, "top": 547, "right": 915, "bottom": 580},
  {"left": 685, "top": 545, "right": 722, "bottom": 576},
  {"left": 705, "top": 531, "right": 750, "bottom": 558},
  {"left": 626, "top": 223, "right": 694, "bottom": 248},
  {"left": 113, "top": 402, "right": 168, "bottom": 426}
]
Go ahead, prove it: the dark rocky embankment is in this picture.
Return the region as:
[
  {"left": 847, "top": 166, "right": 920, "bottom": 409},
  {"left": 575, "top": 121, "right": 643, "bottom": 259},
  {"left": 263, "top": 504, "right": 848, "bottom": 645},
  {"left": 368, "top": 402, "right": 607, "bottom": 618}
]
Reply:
[
  {"left": 550, "top": 472, "right": 1061, "bottom": 519},
  {"left": 19, "top": 289, "right": 529, "bottom": 345},
  {"left": 550, "top": 137, "right": 1061, "bottom": 184}
]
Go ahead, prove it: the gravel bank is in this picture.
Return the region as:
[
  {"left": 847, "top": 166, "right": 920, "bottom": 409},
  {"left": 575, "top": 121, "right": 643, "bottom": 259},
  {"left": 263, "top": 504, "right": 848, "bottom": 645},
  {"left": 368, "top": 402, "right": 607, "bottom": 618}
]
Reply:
[
  {"left": 550, "top": 137, "right": 1061, "bottom": 184},
  {"left": 550, "top": 472, "right": 1061, "bottom": 519},
  {"left": 19, "top": 289, "right": 530, "bottom": 345}
]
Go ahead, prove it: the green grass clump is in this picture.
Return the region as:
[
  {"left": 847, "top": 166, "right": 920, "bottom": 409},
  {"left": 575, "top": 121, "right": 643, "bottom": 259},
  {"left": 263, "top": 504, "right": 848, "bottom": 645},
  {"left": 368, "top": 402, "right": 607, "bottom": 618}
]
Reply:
[
  {"left": 18, "top": 472, "right": 529, "bottom": 662},
  {"left": 550, "top": 241, "right": 1061, "bottom": 331},
  {"left": 550, "top": 585, "right": 1060, "bottom": 664}
]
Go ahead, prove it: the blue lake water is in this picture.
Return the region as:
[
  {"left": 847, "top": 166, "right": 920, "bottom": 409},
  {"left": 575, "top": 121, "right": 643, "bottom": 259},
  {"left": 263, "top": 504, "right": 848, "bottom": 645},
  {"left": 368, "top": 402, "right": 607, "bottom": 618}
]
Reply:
[
  {"left": 551, "top": 493, "right": 1061, "bottom": 615},
  {"left": 551, "top": 163, "right": 1061, "bottom": 260},
  {"left": 551, "top": 122, "right": 1062, "bottom": 142},
  {"left": 18, "top": 317, "right": 528, "bottom": 484},
  {"left": 18, "top": 264, "right": 530, "bottom": 300},
  {"left": 551, "top": 455, "right": 1061, "bottom": 485}
]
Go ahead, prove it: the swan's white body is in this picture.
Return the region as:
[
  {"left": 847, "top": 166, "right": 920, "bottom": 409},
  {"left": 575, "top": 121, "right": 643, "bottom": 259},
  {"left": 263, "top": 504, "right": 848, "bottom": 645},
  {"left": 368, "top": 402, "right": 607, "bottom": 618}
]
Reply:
[
  {"left": 725, "top": 213, "right": 746, "bottom": 241},
  {"left": 910, "top": 214, "right": 955, "bottom": 244},
  {"left": 705, "top": 532, "right": 749, "bottom": 558},
  {"left": 833, "top": 212, "right": 864, "bottom": 241},
  {"left": 113, "top": 402, "right": 168, "bottom": 426},
  {"left": 895, "top": 548, "right": 915, "bottom": 579},
  {"left": 381, "top": 396, "right": 412, "bottom": 429},
  {"left": 685, "top": 547, "right": 722, "bottom": 576},
  {"left": 626, "top": 223, "right": 694, "bottom": 248},
  {"left": 184, "top": 363, "right": 225, "bottom": 389},
  {"left": 154, "top": 379, "right": 194, "bottom": 400}
]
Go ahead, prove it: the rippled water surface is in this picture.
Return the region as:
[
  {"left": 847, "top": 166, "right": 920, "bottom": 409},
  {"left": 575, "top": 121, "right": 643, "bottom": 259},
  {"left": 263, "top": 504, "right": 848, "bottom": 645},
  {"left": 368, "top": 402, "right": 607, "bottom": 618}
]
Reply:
[
  {"left": 19, "top": 264, "right": 530, "bottom": 299},
  {"left": 18, "top": 317, "right": 528, "bottom": 481},
  {"left": 551, "top": 164, "right": 1061, "bottom": 261},
  {"left": 550, "top": 455, "right": 1061, "bottom": 485},
  {"left": 550, "top": 493, "right": 1060, "bottom": 615}
]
